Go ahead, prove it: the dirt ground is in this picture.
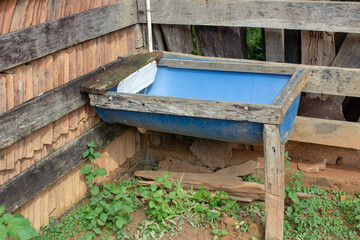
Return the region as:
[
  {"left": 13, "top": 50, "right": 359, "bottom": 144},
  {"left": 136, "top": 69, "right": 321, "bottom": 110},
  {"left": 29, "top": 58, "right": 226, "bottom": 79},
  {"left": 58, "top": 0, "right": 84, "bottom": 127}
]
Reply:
[
  {"left": 148, "top": 135, "right": 360, "bottom": 195},
  {"left": 124, "top": 208, "right": 264, "bottom": 240}
]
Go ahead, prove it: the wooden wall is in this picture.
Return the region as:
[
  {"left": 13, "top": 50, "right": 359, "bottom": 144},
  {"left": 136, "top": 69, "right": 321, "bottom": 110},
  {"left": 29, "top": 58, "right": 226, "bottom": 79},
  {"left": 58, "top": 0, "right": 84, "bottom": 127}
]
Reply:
[{"left": 0, "top": 0, "right": 141, "bottom": 230}]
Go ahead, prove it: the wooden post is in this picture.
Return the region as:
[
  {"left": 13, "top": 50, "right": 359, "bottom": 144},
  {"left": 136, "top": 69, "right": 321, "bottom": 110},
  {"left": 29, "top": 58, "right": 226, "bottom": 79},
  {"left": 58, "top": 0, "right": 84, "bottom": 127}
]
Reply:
[{"left": 263, "top": 124, "right": 284, "bottom": 240}]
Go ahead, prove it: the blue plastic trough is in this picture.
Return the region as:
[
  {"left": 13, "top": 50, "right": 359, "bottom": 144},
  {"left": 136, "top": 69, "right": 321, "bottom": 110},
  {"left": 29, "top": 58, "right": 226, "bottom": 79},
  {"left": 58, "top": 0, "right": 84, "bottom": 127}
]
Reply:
[{"left": 90, "top": 54, "right": 306, "bottom": 145}]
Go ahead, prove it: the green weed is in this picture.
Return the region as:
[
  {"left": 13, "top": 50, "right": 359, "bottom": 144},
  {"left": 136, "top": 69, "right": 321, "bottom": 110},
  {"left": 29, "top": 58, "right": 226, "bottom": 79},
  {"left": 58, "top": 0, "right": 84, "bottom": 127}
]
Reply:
[{"left": 0, "top": 206, "right": 38, "bottom": 240}]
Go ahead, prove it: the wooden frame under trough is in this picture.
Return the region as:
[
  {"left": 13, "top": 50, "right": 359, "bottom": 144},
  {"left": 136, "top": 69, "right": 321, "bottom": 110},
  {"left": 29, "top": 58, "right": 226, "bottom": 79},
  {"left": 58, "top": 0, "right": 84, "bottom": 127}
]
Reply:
[{"left": 81, "top": 50, "right": 309, "bottom": 240}]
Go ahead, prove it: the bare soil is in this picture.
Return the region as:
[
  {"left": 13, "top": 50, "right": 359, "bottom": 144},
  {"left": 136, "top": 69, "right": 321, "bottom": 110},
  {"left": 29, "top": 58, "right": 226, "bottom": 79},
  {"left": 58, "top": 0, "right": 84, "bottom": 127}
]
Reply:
[{"left": 121, "top": 208, "right": 264, "bottom": 240}]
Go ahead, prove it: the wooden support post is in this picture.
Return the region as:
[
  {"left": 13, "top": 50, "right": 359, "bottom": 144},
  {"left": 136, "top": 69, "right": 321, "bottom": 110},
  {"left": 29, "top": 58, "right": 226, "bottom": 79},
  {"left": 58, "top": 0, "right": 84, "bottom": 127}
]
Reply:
[{"left": 263, "top": 124, "right": 284, "bottom": 240}]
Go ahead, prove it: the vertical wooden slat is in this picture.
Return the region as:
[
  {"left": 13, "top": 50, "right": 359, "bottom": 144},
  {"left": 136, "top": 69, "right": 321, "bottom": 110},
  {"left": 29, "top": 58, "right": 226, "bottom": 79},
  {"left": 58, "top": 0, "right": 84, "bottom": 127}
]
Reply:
[
  {"left": 0, "top": 75, "right": 6, "bottom": 114},
  {"left": 1, "top": 0, "right": 17, "bottom": 34},
  {"left": 38, "top": 57, "right": 46, "bottom": 96},
  {"left": 24, "top": 65, "right": 33, "bottom": 102},
  {"left": 263, "top": 124, "right": 284, "bottom": 240},
  {"left": 0, "top": 148, "right": 6, "bottom": 171},
  {"left": 302, "top": 31, "right": 336, "bottom": 66},
  {"left": 5, "top": 144, "right": 15, "bottom": 170},
  {"left": 23, "top": 0, "right": 35, "bottom": 28},
  {"left": 9, "top": 0, "right": 28, "bottom": 33},
  {"left": 42, "top": 189, "right": 50, "bottom": 226},
  {"left": 32, "top": 61, "right": 39, "bottom": 97},
  {"left": 5, "top": 74, "right": 14, "bottom": 111},
  {"left": 64, "top": 0, "right": 73, "bottom": 17},
  {"left": 161, "top": 25, "right": 194, "bottom": 53},
  {"left": 31, "top": 0, "right": 41, "bottom": 26},
  {"left": 0, "top": 1, "right": 7, "bottom": 32},
  {"left": 265, "top": 29, "right": 285, "bottom": 62}
]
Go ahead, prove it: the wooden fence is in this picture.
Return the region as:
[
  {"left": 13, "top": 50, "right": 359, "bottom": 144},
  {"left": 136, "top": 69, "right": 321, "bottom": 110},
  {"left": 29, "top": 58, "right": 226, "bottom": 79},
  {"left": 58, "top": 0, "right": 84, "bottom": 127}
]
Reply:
[
  {"left": 138, "top": 0, "right": 360, "bottom": 155},
  {"left": 0, "top": 0, "right": 141, "bottom": 230},
  {"left": 0, "top": 0, "right": 359, "bottom": 234}
]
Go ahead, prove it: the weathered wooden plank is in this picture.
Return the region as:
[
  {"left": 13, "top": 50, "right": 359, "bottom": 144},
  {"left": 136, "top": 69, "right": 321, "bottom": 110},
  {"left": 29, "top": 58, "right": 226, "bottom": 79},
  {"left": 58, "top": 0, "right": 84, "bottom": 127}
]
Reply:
[
  {"left": 158, "top": 58, "right": 295, "bottom": 75},
  {"left": 0, "top": 0, "right": 137, "bottom": 72},
  {"left": 0, "top": 122, "right": 129, "bottom": 213},
  {"left": 80, "top": 49, "right": 163, "bottom": 94},
  {"left": 332, "top": 33, "right": 360, "bottom": 69},
  {"left": 290, "top": 116, "right": 360, "bottom": 150},
  {"left": 195, "top": 26, "right": 247, "bottom": 59},
  {"left": 137, "top": 0, "right": 360, "bottom": 33},
  {"left": 160, "top": 25, "right": 194, "bottom": 53},
  {"left": 265, "top": 29, "right": 284, "bottom": 62},
  {"left": 162, "top": 52, "right": 360, "bottom": 97},
  {"left": 89, "top": 92, "right": 283, "bottom": 124},
  {"left": 263, "top": 124, "right": 284, "bottom": 240},
  {"left": 302, "top": 31, "right": 336, "bottom": 67},
  {"left": 278, "top": 70, "right": 310, "bottom": 116},
  {"left": 0, "top": 56, "right": 129, "bottom": 150}
]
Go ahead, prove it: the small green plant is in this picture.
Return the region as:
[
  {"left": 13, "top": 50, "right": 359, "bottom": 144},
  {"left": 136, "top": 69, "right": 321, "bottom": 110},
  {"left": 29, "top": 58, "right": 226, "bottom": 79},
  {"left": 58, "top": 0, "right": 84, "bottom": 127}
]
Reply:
[
  {"left": 0, "top": 206, "right": 38, "bottom": 240},
  {"left": 247, "top": 27, "right": 264, "bottom": 60},
  {"left": 212, "top": 228, "right": 228, "bottom": 240},
  {"left": 81, "top": 141, "right": 108, "bottom": 195},
  {"left": 284, "top": 152, "right": 303, "bottom": 204}
]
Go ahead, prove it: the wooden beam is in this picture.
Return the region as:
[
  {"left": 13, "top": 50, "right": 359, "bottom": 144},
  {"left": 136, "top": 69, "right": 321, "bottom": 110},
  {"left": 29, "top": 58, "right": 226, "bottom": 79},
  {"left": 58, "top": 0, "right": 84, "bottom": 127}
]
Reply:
[
  {"left": 0, "top": 0, "right": 137, "bottom": 72},
  {"left": 290, "top": 116, "right": 360, "bottom": 150},
  {"left": 158, "top": 58, "right": 295, "bottom": 75},
  {"left": 89, "top": 92, "right": 283, "bottom": 124},
  {"left": 80, "top": 50, "right": 163, "bottom": 95},
  {"left": 162, "top": 52, "right": 360, "bottom": 98},
  {"left": 0, "top": 57, "right": 129, "bottom": 150},
  {"left": 263, "top": 124, "right": 284, "bottom": 240},
  {"left": 137, "top": 0, "right": 360, "bottom": 34},
  {"left": 0, "top": 122, "right": 129, "bottom": 213}
]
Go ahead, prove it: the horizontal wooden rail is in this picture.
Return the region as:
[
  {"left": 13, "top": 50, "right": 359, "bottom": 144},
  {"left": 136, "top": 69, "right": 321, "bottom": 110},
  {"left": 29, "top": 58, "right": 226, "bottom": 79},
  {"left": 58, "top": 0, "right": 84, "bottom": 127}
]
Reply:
[
  {"left": 0, "top": 122, "right": 129, "bottom": 213},
  {"left": 290, "top": 116, "right": 360, "bottom": 150},
  {"left": 163, "top": 52, "right": 360, "bottom": 98},
  {"left": 0, "top": 0, "right": 137, "bottom": 72},
  {"left": 90, "top": 92, "right": 283, "bottom": 124},
  {"left": 0, "top": 57, "right": 130, "bottom": 150},
  {"left": 138, "top": 0, "right": 360, "bottom": 33}
]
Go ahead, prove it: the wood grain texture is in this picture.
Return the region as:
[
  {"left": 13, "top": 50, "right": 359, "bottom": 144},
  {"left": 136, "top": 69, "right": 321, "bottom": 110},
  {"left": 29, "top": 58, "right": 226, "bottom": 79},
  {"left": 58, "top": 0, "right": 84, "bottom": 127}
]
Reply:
[
  {"left": 263, "top": 124, "right": 284, "bottom": 240},
  {"left": 302, "top": 31, "right": 336, "bottom": 66},
  {"left": 265, "top": 29, "right": 284, "bottom": 62},
  {"left": 162, "top": 52, "right": 360, "bottom": 97},
  {"left": 137, "top": 0, "right": 360, "bottom": 33},
  {"left": 158, "top": 58, "right": 295, "bottom": 75},
  {"left": 0, "top": 122, "right": 129, "bottom": 213},
  {"left": 90, "top": 92, "right": 283, "bottom": 124},
  {"left": 160, "top": 25, "right": 193, "bottom": 53},
  {"left": 0, "top": 57, "right": 128, "bottom": 150},
  {"left": 80, "top": 49, "right": 163, "bottom": 94},
  {"left": 332, "top": 33, "right": 360, "bottom": 69},
  {"left": 0, "top": 0, "right": 137, "bottom": 72},
  {"left": 195, "top": 26, "right": 247, "bottom": 59},
  {"left": 290, "top": 116, "right": 360, "bottom": 150}
]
